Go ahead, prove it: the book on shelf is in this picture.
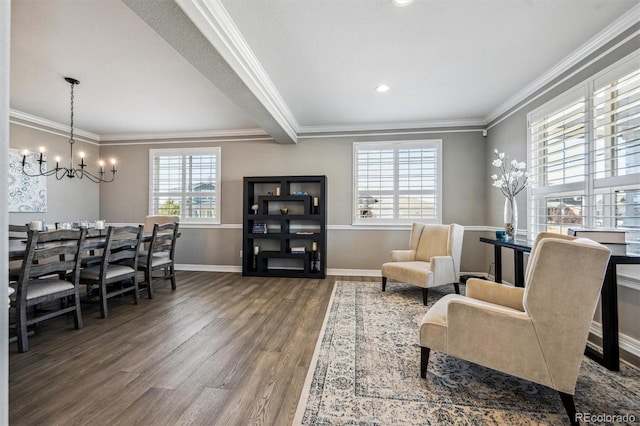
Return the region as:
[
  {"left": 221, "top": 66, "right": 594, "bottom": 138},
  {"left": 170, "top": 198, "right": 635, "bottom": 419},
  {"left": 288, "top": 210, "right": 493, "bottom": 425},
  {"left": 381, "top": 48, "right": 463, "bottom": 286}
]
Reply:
[
  {"left": 252, "top": 223, "right": 267, "bottom": 234},
  {"left": 290, "top": 246, "right": 306, "bottom": 253},
  {"left": 568, "top": 228, "right": 626, "bottom": 244}
]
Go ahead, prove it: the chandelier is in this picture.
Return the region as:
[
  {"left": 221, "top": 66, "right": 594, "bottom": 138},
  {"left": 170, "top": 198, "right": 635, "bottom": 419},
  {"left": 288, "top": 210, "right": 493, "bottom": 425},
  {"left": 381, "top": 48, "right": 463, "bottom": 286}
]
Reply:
[{"left": 21, "top": 77, "right": 117, "bottom": 183}]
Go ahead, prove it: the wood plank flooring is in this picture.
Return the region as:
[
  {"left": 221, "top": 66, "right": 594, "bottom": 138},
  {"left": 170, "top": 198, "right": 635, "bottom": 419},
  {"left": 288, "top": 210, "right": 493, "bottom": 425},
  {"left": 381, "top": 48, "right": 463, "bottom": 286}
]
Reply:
[{"left": 9, "top": 272, "right": 373, "bottom": 425}]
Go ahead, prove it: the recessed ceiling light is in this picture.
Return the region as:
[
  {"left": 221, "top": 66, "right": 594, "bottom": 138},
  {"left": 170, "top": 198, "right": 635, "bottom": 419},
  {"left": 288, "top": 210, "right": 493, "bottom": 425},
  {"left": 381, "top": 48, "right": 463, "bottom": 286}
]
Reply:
[
  {"left": 392, "top": 0, "right": 414, "bottom": 7},
  {"left": 376, "top": 84, "right": 390, "bottom": 93}
]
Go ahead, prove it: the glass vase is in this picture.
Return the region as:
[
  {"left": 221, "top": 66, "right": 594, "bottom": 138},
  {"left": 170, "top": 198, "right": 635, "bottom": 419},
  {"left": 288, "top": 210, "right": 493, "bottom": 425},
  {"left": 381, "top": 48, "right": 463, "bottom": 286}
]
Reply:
[{"left": 503, "top": 197, "right": 518, "bottom": 240}]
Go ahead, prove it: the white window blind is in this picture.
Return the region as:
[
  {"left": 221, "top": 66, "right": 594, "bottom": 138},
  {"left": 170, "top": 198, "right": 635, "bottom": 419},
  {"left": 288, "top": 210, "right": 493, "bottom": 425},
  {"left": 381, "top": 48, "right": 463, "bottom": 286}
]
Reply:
[
  {"left": 353, "top": 140, "right": 442, "bottom": 225},
  {"left": 149, "top": 147, "right": 221, "bottom": 224},
  {"left": 528, "top": 51, "right": 640, "bottom": 243}
]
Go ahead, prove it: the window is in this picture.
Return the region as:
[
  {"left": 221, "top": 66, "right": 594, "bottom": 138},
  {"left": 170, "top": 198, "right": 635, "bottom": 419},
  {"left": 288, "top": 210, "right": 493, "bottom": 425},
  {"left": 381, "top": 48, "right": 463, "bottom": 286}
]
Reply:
[
  {"left": 149, "top": 147, "right": 221, "bottom": 224},
  {"left": 528, "top": 52, "right": 640, "bottom": 244},
  {"left": 353, "top": 140, "right": 442, "bottom": 225}
]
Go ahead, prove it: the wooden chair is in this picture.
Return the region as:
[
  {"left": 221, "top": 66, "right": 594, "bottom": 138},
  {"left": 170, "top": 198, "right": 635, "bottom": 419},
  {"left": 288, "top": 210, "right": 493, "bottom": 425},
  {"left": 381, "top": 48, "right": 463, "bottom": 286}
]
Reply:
[
  {"left": 138, "top": 222, "right": 179, "bottom": 299},
  {"left": 78, "top": 225, "right": 143, "bottom": 318},
  {"left": 9, "top": 224, "right": 29, "bottom": 281},
  {"left": 12, "top": 228, "right": 87, "bottom": 353}
]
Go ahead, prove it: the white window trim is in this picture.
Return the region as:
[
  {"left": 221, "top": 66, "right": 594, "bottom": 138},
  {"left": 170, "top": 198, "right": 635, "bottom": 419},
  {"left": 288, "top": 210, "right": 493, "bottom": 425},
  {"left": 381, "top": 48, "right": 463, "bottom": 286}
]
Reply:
[
  {"left": 352, "top": 139, "right": 443, "bottom": 225},
  {"left": 149, "top": 147, "right": 222, "bottom": 224},
  {"left": 527, "top": 50, "right": 640, "bottom": 239}
]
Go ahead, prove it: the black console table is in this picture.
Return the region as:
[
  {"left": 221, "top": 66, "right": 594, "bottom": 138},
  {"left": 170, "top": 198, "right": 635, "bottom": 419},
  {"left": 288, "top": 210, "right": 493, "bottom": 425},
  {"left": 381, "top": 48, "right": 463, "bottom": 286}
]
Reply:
[{"left": 480, "top": 236, "right": 640, "bottom": 371}]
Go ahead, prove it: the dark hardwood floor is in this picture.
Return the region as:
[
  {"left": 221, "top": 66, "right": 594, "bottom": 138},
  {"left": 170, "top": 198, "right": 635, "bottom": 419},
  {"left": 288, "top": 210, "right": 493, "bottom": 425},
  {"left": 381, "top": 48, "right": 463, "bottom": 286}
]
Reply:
[{"left": 9, "top": 272, "right": 372, "bottom": 425}]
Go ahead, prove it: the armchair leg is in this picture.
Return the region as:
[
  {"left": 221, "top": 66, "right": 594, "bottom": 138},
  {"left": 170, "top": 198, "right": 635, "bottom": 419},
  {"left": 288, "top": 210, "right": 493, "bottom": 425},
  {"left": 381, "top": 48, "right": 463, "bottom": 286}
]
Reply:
[
  {"left": 422, "top": 288, "right": 428, "bottom": 305},
  {"left": 558, "top": 392, "right": 578, "bottom": 425},
  {"left": 420, "top": 347, "right": 430, "bottom": 378},
  {"left": 382, "top": 276, "right": 387, "bottom": 292},
  {"left": 453, "top": 282, "right": 460, "bottom": 294}
]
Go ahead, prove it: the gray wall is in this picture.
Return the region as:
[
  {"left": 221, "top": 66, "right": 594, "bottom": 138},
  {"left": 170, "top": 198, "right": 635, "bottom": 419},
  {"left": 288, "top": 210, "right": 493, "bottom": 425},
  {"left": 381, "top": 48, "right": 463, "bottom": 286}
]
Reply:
[
  {"left": 99, "top": 131, "right": 488, "bottom": 272},
  {"left": 9, "top": 123, "right": 100, "bottom": 225}
]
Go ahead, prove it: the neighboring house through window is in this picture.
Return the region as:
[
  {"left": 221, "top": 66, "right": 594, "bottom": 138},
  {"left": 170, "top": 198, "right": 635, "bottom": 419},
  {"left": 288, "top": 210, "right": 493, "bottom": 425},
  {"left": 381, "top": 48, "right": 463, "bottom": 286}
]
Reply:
[
  {"left": 149, "top": 147, "right": 221, "bottom": 224},
  {"left": 353, "top": 140, "right": 442, "bottom": 225}
]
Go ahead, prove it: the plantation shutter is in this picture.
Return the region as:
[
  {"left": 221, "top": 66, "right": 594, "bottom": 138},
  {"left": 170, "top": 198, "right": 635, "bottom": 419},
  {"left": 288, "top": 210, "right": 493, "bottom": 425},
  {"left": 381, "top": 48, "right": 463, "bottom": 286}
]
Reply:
[
  {"left": 528, "top": 90, "right": 587, "bottom": 235},
  {"left": 353, "top": 141, "right": 441, "bottom": 225},
  {"left": 149, "top": 148, "right": 221, "bottom": 223}
]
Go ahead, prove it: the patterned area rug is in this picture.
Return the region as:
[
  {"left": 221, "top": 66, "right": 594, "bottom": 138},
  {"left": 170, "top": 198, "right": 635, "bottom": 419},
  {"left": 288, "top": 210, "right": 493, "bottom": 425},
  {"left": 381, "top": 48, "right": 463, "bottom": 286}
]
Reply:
[{"left": 294, "top": 281, "right": 640, "bottom": 425}]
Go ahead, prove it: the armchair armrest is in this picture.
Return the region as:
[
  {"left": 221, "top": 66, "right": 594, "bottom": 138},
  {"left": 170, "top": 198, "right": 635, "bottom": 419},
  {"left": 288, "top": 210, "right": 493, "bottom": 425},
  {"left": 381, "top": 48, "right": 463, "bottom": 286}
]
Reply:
[
  {"left": 429, "top": 256, "right": 456, "bottom": 285},
  {"left": 390, "top": 249, "right": 416, "bottom": 262},
  {"left": 466, "top": 278, "right": 524, "bottom": 312}
]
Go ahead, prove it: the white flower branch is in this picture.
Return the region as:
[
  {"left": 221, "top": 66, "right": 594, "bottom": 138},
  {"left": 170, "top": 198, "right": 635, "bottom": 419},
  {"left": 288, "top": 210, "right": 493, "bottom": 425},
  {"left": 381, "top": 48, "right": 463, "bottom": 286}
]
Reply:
[{"left": 491, "top": 149, "right": 532, "bottom": 200}]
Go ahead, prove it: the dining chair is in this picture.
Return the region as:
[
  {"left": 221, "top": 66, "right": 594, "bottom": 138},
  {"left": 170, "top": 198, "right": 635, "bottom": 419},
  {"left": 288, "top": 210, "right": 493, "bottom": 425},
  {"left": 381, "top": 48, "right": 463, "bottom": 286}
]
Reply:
[
  {"left": 137, "top": 222, "right": 179, "bottom": 299},
  {"left": 9, "top": 224, "right": 30, "bottom": 281},
  {"left": 11, "top": 228, "right": 87, "bottom": 353},
  {"left": 77, "top": 225, "right": 143, "bottom": 318}
]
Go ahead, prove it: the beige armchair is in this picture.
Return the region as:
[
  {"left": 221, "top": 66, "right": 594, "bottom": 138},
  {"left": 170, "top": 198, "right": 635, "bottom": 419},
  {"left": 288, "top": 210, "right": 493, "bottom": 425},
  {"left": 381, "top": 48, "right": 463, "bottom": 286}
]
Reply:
[
  {"left": 419, "top": 236, "right": 611, "bottom": 425},
  {"left": 382, "top": 223, "right": 464, "bottom": 305}
]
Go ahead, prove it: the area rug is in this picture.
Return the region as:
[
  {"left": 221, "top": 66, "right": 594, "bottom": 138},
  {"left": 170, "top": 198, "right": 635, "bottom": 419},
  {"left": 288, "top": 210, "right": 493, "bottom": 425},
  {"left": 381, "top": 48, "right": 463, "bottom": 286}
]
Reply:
[{"left": 294, "top": 281, "right": 640, "bottom": 425}]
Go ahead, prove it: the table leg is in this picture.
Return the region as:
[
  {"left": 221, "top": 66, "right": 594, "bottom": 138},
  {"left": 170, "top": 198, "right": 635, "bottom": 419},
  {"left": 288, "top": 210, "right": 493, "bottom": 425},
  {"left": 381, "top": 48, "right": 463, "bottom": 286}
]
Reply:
[
  {"left": 514, "top": 250, "right": 525, "bottom": 287},
  {"left": 584, "top": 262, "right": 619, "bottom": 371},
  {"left": 494, "top": 245, "right": 502, "bottom": 283}
]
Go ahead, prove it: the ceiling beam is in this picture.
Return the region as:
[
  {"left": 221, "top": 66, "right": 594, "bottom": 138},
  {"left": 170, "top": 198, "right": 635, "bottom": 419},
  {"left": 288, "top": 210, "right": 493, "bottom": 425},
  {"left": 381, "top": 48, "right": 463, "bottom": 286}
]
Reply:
[{"left": 123, "top": 0, "right": 297, "bottom": 144}]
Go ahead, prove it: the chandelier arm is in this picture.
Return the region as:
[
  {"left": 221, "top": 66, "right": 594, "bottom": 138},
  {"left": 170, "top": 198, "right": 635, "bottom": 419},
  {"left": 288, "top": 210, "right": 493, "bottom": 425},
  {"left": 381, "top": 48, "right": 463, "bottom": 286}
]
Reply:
[{"left": 20, "top": 76, "right": 116, "bottom": 184}]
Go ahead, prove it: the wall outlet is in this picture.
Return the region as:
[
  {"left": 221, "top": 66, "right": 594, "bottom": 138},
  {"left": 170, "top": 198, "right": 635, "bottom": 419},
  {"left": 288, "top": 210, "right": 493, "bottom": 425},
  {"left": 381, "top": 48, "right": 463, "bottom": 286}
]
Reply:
[{"left": 240, "top": 250, "right": 243, "bottom": 258}]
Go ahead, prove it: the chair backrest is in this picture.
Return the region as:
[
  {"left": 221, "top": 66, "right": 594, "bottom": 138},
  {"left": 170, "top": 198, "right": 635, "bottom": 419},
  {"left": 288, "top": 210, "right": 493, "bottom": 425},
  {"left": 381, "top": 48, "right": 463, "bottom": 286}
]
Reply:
[
  {"left": 9, "top": 224, "right": 28, "bottom": 240},
  {"left": 16, "top": 228, "right": 87, "bottom": 299},
  {"left": 148, "top": 222, "right": 179, "bottom": 261},
  {"left": 523, "top": 237, "right": 611, "bottom": 391},
  {"left": 99, "top": 225, "right": 144, "bottom": 276},
  {"left": 411, "top": 224, "right": 465, "bottom": 277},
  {"left": 525, "top": 232, "right": 575, "bottom": 284},
  {"left": 143, "top": 215, "right": 179, "bottom": 233}
]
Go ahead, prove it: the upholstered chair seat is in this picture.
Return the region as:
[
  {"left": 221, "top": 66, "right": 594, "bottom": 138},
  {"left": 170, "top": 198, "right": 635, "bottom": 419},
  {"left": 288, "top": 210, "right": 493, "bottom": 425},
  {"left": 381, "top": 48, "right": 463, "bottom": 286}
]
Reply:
[
  {"left": 79, "top": 264, "right": 137, "bottom": 281},
  {"left": 419, "top": 235, "right": 611, "bottom": 425},
  {"left": 382, "top": 223, "right": 464, "bottom": 305}
]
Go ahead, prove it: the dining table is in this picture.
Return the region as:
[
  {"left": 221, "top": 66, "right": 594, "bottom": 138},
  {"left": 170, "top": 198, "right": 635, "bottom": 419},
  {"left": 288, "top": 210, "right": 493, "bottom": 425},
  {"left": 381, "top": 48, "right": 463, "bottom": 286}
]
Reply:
[{"left": 8, "top": 230, "right": 156, "bottom": 261}]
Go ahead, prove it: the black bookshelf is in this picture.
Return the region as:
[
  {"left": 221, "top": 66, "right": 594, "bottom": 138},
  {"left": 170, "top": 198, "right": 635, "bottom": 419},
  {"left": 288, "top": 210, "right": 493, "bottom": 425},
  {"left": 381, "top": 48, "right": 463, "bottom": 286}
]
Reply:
[{"left": 243, "top": 175, "right": 326, "bottom": 278}]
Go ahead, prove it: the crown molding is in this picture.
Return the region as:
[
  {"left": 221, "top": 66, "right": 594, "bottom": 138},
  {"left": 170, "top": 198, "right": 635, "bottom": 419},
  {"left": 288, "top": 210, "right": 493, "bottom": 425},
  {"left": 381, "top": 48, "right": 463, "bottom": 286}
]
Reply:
[
  {"left": 176, "top": 0, "right": 299, "bottom": 141},
  {"left": 297, "top": 119, "right": 485, "bottom": 138},
  {"left": 10, "top": 109, "right": 100, "bottom": 142},
  {"left": 485, "top": 3, "right": 640, "bottom": 125},
  {"left": 99, "top": 127, "right": 269, "bottom": 142}
]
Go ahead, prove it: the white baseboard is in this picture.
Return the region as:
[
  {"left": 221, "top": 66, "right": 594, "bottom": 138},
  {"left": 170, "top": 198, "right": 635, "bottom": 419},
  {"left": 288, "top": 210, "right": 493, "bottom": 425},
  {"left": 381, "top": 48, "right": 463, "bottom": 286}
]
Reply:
[
  {"left": 175, "top": 264, "right": 242, "bottom": 273},
  {"left": 589, "top": 321, "right": 640, "bottom": 361}
]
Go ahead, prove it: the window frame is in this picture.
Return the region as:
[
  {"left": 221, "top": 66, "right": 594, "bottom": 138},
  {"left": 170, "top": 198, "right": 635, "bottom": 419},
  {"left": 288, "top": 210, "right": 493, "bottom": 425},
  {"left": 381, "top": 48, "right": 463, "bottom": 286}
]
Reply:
[
  {"left": 527, "top": 51, "right": 640, "bottom": 240},
  {"left": 352, "top": 139, "right": 443, "bottom": 226},
  {"left": 148, "top": 147, "right": 222, "bottom": 224}
]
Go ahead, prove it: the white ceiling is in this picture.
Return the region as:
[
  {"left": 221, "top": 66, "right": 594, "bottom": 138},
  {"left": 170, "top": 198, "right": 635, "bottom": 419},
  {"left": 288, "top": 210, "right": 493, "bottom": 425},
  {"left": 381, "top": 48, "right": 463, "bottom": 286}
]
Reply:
[{"left": 9, "top": 0, "right": 640, "bottom": 141}]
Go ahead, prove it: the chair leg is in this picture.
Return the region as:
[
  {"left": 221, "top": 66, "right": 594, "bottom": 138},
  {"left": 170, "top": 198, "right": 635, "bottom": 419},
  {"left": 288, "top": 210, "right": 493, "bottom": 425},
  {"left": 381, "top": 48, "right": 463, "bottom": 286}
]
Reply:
[
  {"left": 382, "top": 276, "right": 387, "bottom": 292},
  {"left": 420, "top": 347, "right": 430, "bottom": 378},
  {"left": 558, "top": 392, "right": 578, "bottom": 425},
  {"left": 453, "top": 282, "right": 460, "bottom": 294},
  {"left": 73, "top": 291, "right": 83, "bottom": 329},
  {"left": 99, "top": 284, "right": 108, "bottom": 319},
  {"left": 132, "top": 277, "right": 140, "bottom": 305},
  {"left": 146, "top": 270, "right": 154, "bottom": 299},
  {"left": 170, "top": 266, "right": 176, "bottom": 290},
  {"left": 17, "top": 304, "right": 29, "bottom": 353},
  {"left": 422, "top": 288, "right": 428, "bottom": 305}
]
